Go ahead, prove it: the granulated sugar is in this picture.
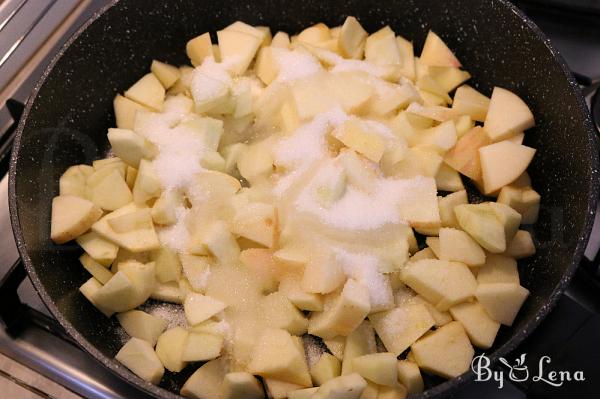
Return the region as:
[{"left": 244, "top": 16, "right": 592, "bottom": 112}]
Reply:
[
  {"left": 144, "top": 302, "right": 188, "bottom": 330},
  {"left": 157, "top": 206, "right": 190, "bottom": 253},
  {"left": 191, "top": 56, "right": 233, "bottom": 105},
  {"left": 272, "top": 48, "right": 322, "bottom": 82}
]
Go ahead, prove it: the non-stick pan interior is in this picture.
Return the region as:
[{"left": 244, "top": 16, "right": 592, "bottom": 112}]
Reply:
[{"left": 9, "top": 0, "right": 598, "bottom": 397}]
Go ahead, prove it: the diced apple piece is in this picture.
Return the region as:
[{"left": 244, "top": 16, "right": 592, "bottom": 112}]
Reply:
[
  {"left": 181, "top": 332, "right": 223, "bottom": 361},
  {"left": 420, "top": 31, "right": 461, "bottom": 67},
  {"left": 477, "top": 254, "right": 519, "bottom": 284},
  {"left": 369, "top": 303, "right": 434, "bottom": 355},
  {"left": 323, "top": 337, "right": 345, "bottom": 362},
  {"left": 151, "top": 190, "right": 182, "bottom": 225},
  {"left": 155, "top": 327, "right": 188, "bottom": 372},
  {"left": 132, "top": 159, "right": 162, "bottom": 204},
  {"left": 108, "top": 208, "right": 153, "bottom": 233},
  {"left": 425, "top": 237, "right": 440, "bottom": 258},
  {"left": 410, "top": 248, "right": 436, "bottom": 262},
  {"left": 217, "top": 29, "right": 262, "bottom": 75},
  {"left": 397, "top": 176, "right": 441, "bottom": 230},
  {"left": 378, "top": 386, "right": 407, "bottom": 399},
  {"left": 88, "top": 169, "right": 133, "bottom": 211},
  {"left": 416, "top": 120, "right": 457, "bottom": 154},
  {"left": 311, "top": 353, "right": 342, "bottom": 386},
  {"left": 416, "top": 75, "right": 452, "bottom": 104},
  {"left": 438, "top": 227, "right": 486, "bottom": 266},
  {"left": 124, "top": 73, "right": 165, "bottom": 111},
  {"left": 184, "top": 292, "right": 227, "bottom": 325},
  {"left": 150, "top": 60, "right": 180, "bottom": 89},
  {"left": 400, "top": 259, "right": 477, "bottom": 311},
  {"left": 202, "top": 220, "right": 240, "bottom": 264},
  {"left": 429, "top": 66, "right": 471, "bottom": 92},
  {"left": 484, "top": 87, "right": 535, "bottom": 141},
  {"left": 338, "top": 150, "right": 377, "bottom": 193},
  {"left": 454, "top": 115, "right": 475, "bottom": 138},
  {"left": 411, "top": 321, "right": 473, "bottom": 378},
  {"left": 255, "top": 46, "right": 279, "bottom": 85},
  {"left": 186, "top": 33, "right": 213, "bottom": 66},
  {"left": 302, "top": 253, "right": 346, "bottom": 294},
  {"left": 368, "top": 82, "right": 420, "bottom": 117},
  {"left": 454, "top": 203, "right": 521, "bottom": 254},
  {"left": 476, "top": 283, "right": 529, "bottom": 326},
  {"left": 438, "top": 190, "right": 468, "bottom": 228},
  {"left": 77, "top": 231, "right": 118, "bottom": 266},
  {"left": 181, "top": 358, "right": 227, "bottom": 399},
  {"left": 114, "top": 94, "right": 149, "bottom": 130},
  {"left": 272, "top": 31, "right": 291, "bottom": 48},
  {"left": 179, "top": 254, "right": 211, "bottom": 291},
  {"left": 341, "top": 321, "right": 376, "bottom": 375},
  {"left": 288, "top": 387, "right": 319, "bottom": 399},
  {"left": 248, "top": 328, "right": 312, "bottom": 386},
  {"left": 498, "top": 186, "right": 541, "bottom": 224},
  {"left": 297, "top": 23, "right": 331, "bottom": 45},
  {"left": 79, "top": 277, "right": 111, "bottom": 315},
  {"left": 107, "top": 128, "right": 156, "bottom": 168},
  {"left": 452, "top": 85, "right": 490, "bottom": 122},
  {"left": 51, "top": 195, "right": 102, "bottom": 244},
  {"left": 232, "top": 203, "right": 277, "bottom": 248},
  {"left": 352, "top": 353, "right": 399, "bottom": 387},
  {"left": 396, "top": 360, "right": 423, "bottom": 394},
  {"left": 443, "top": 126, "right": 491, "bottom": 181},
  {"left": 237, "top": 141, "right": 274, "bottom": 184},
  {"left": 120, "top": 260, "right": 156, "bottom": 299},
  {"left": 396, "top": 36, "right": 416, "bottom": 81},
  {"left": 264, "top": 379, "right": 304, "bottom": 399},
  {"left": 503, "top": 230, "right": 536, "bottom": 259},
  {"left": 59, "top": 165, "right": 94, "bottom": 197},
  {"left": 240, "top": 248, "right": 278, "bottom": 293},
  {"left": 449, "top": 301, "right": 500, "bottom": 349},
  {"left": 91, "top": 271, "right": 138, "bottom": 314},
  {"left": 329, "top": 72, "right": 375, "bottom": 114},
  {"left": 115, "top": 337, "right": 164, "bottom": 384},
  {"left": 263, "top": 291, "right": 308, "bottom": 335},
  {"left": 116, "top": 310, "right": 167, "bottom": 347},
  {"left": 312, "top": 373, "right": 367, "bottom": 399},
  {"left": 365, "top": 26, "right": 401, "bottom": 67},
  {"left": 151, "top": 281, "right": 184, "bottom": 304},
  {"left": 435, "top": 163, "right": 464, "bottom": 192},
  {"left": 279, "top": 275, "right": 324, "bottom": 311},
  {"left": 479, "top": 141, "right": 536, "bottom": 194},
  {"left": 412, "top": 295, "right": 453, "bottom": 327},
  {"left": 309, "top": 279, "right": 371, "bottom": 339},
  {"left": 92, "top": 204, "right": 160, "bottom": 252},
  {"left": 338, "top": 17, "right": 368, "bottom": 59},
  {"left": 221, "top": 372, "right": 264, "bottom": 399},
  {"left": 79, "top": 253, "right": 114, "bottom": 284}
]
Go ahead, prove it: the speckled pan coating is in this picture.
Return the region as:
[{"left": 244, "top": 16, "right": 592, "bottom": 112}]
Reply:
[{"left": 8, "top": 0, "right": 599, "bottom": 398}]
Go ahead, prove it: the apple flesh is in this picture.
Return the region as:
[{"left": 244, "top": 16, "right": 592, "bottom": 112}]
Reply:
[
  {"left": 124, "top": 73, "right": 165, "bottom": 111},
  {"left": 484, "top": 87, "right": 535, "bottom": 141},
  {"left": 79, "top": 253, "right": 114, "bottom": 284},
  {"left": 310, "top": 353, "right": 342, "bottom": 386},
  {"left": 477, "top": 254, "right": 519, "bottom": 284},
  {"left": 181, "top": 332, "right": 223, "bottom": 362},
  {"left": 116, "top": 309, "right": 167, "bottom": 347},
  {"left": 221, "top": 372, "right": 264, "bottom": 399},
  {"left": 51, "top": 195, "right": 102, "bottom": 244},
  {"left": 420, "top": 31, "right": 461, "bottom": 67},
  {"left": 352, "top": 353, "right": 399, "bottom": 387},
  {"left": 184, "top": 292, "right": 227, "bottom": 325},
  {"left": 114, "top": 94, "right": 149, "bottom": 130},
  {"left": 479, "top": 140, "right": 536, "bottom": 194},
  {"left": 311, "top": 373, "right": 367, "bottom": 399},
  {"left": 397, "top": 360, "right": 424, "bottom": 394},
  {"left": 59, "top": 164, "right": 94, "bottom": 198},
  {"left": 181, "top": 358, "right": 227, "bottom": 399},
  {"left": 476, "top": 283, "right": 529, "bottom": 326},
  {"left": 338, "top": 16, "right": 368, "bottom": 59},
  {"left": 443, "top": 126, "right": 491, "bottom": 182},
  {"left": 503, "top": 230, "right": 536, "bottom": 259},
  {"left": 76, "top": 231, "right": 118, "bottom": 266},
  {"left": 115, "top": 337, "right": 164, "bottom": 384},
  {"left": 452, "top": 85, "right": 490, "bottom": 122},
  {"left": 438, "top": 227, "right": 486, "bottom": 266}
]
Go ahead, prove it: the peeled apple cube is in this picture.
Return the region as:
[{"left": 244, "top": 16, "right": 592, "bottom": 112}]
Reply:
[
  {"left": 497, "top": 186, "right": 541, "bottom": 224},
  {"left": 479, "top": 141, "right": 536, "bottom": 194},
  {"left": 454, "top": 203, "right": 511, "bottom": 253},
  {"left": 443, "top": 126, "right": 491, "bottom": 182},
  {"left": 186, "top": 32, "right": 213, "bottom": 66},
  {"left": 308, "top": 279, "right": 371, "bottom": 339},
  {"left": 179, "top": 254, "right": 211, "bottom": 291},
  {"left": 335, "top": 119, "right": 386, "bottom": 163},
  {"left": 88, "top": 169, "right": 133, "bottom": 211},
  {"left": 181, "top": 358, "right": 227, "bottom": 399},
  {"left": 352, "top": 353, "right": 399, "bottom": 387},
  {"left": 341, "top": 321, "right": 376, "bottom": 375},
  {"left": 484, "top": 87, "right": 535, "bottom": 141},
  {"left": 279, "top": 275, "right": 324, "bottom": 311},
  {"left": 239, "top": 248, "right": 279, "bottom": 293},
  {"left": 336, "top": 17, "right": 367, "bottom": 59},
  {"left": 452, "top": 85, "right": 490, "bottom": 122},
  {"left": 477, "top": 254, "right": 519, "bottom": 284},
  {"left": 107, "top": 128, "right": 157, "bottom": 168},
  {"left": 184, "top": 292, "right": 227, "bottom": 325},
  {"left": 108, "top": 208, "right": 153, "bottom": 233},
  {"left": 236, "top": 141, "right": 274, "bottom": 184},
  {"left": 116, "top": 310, "right": 167, "bottom": 347},
  {"left": 302, "top": 254, "right": 346, "bottom": 294},
  {"left": 438, "top": 227, "right": 486, "bottom": 266},
  {"left": 419, "top": 31, "right": 461, "bottom": 68},
  {"left": 181, "top": 332, "right": 223, "bottom": 362},
  {"left": 411, "top": 321, "right": 474, "bottom": 378},
  {"left": 79, "top": 277, "right": 111, "bottom": 316},
  {"left": 217, "top": 29, "right": 262, "bottom": 75},
  {"left": 416, "top": 120, "right": 457, "bottom": 154},
  {"left": 369, "top": 304, "right": 434, "bottom": 355},
  {"left": 221, "top": 372, "right": 265, "bottom": 399},
  {"left": 76, "top": 231, "right": 118, "bottom": 266},
  {"left": 396, "top": 360, "right": 424, "bottom": 394},
  {"left": 438, "top": 190, "right": 468, "bottom": 228},
  {"left": 504, "top": 230, "right": 536, "bottom": 259},
  {"left": 151, "top": 281, "right": 184, "bottom": 304},
  {"left": 248, "top": 328, "right": 312, "bottom": 387},
  {"left": 232, "top": 203, "right": 277, "bottom": 248},
  {"left": 425, "top": 237, "right": 440, "bottom": 258},
  {"left": 51, "top": 195, "right": 103, "bottom": 244},
  {"left": 310, "top": 353, "right": 341, "bottom": 386},
  {"left": 133, "top": 159, "right": 162, "bottom": 205},
  {"left": 449, "top": 301, "right": 500, "bottom": 349},
  {"left": 151, "top": 190, "right": 182, "bottom": 226},
  {"left": 412, "top": 295, "right": 452, "bottom": 327},
  {"left": 120, "top": 260, "right": 156, "bottom": 301},
  {"left": 115, "top": 337, "right": 164, "bottom": 384},
  {"left": 79, "top": 253, "right": 114, "bottom": 284},
  {"left": 288, "top": 387, "right": 319, "bottom": 399},
  {"left": 365, "top": 26, "right": 401, "bottom": 67},
  {"left": 311, "top": 373, "right": 367, "bottom": 399},
  {"left": 124, "top": 73, "right": 165, "bottom": 111},
  {"left": 114, "top": 94, "right": 149, "bottom": 130},
  {"left": 155, "top": 327, "right": 189, "bottom": 372},
  {"left": 202, "top": 220, "right": 240, "bottom": 264},
  {"left": 264, "top": 379, "right": 304, "bottom": 399},
  {"left": 434, "top": 163, "right": 464, "bottom": 192},
  {"left": 150, "top": 60, "right": 180, "bottom": 89},
  {"left": 263, "top": 292, "right": 308, "bottom": 335},
  {"left": 91, "top": 271, "right": 139, "bottom": 314},
  {"left": 59, "top": 164, "right": 94, "bottom": 197},
  {"left": 400, "top": 259, "right": 477, "bottom": 311},
  {"left": 476, "top": 283, "right": 530, "bottom": 326}
]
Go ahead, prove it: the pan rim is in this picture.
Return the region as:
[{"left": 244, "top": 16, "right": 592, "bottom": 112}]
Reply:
[{"left": 7, "top": 0, "right": 600, "bottom": 398}]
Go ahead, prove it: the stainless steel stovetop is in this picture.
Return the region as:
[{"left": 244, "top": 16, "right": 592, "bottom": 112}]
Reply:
[{"left": 0, "top": 1, "right": 599, "bottom": 398}]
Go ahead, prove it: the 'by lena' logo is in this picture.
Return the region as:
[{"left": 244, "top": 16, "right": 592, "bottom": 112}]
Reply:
[{"left": 471, "top": 353, "right": 585, "bottom": 389}]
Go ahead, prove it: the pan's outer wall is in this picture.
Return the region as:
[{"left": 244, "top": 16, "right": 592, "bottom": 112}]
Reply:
[{"left": 9, "top": 0, "right": 599, "bottom": 397}]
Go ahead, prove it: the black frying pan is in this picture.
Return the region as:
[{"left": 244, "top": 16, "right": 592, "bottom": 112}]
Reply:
[{"left": 8, "top": 0, "right": 600, "bottom": 397}]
